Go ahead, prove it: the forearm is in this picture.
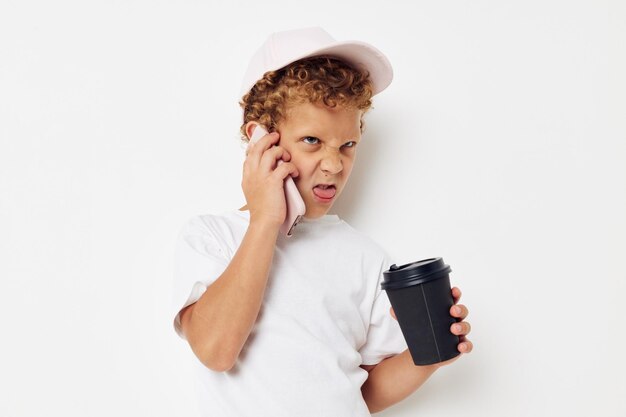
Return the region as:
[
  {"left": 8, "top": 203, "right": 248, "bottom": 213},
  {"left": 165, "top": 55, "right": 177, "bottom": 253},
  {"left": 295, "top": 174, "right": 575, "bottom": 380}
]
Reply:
[
  {"left": 361, "top": 350, "right": 439, "bottom": 414},
  {"left": 183, "top": 220, "right": 279, "bottom": 370}
]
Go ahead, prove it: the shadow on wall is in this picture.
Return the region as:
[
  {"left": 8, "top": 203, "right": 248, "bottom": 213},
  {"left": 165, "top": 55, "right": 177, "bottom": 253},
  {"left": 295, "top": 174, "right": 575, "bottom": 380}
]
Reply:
[{"left": 331, "top": 118, "right": 398, "bottom": 222}]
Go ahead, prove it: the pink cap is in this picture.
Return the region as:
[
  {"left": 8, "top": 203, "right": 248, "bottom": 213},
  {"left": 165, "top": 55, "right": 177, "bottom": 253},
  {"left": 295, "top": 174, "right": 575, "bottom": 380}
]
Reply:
[{"left": 239, "top": 27, "right": 393, "bottom": 98}]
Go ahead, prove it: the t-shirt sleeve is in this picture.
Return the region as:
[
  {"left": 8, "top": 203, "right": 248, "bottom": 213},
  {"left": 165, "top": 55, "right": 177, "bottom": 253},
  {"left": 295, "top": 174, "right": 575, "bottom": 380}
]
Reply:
[
  {"left": 171, "top": 216, "right": 230, "bottom": 340},
  {"left": 358, "top": 253, "right": 408, "bottom": 365}
]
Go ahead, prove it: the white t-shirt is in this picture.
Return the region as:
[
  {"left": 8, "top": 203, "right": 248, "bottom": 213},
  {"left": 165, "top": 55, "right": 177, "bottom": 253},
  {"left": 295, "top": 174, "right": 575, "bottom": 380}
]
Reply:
[{"left": 171, "top": 209, "right": 407, "bottom": 417}]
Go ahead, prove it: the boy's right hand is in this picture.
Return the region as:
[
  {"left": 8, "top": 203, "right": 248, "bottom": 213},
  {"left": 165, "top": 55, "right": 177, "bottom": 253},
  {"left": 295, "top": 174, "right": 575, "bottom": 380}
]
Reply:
[{"left": 242, "top": 131, "right": 299, "bottom": 229}]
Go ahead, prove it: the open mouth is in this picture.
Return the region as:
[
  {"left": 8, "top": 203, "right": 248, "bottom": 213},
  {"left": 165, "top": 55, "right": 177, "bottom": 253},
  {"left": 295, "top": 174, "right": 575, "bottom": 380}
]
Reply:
[{"left": 312, "top": 184, "right": 336, "bottom": 201}]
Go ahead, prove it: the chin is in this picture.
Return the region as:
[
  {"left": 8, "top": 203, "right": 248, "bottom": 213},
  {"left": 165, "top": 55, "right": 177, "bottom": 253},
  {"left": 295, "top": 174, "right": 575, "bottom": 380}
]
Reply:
[
  {"left": 303, "top": 209, "right": 325, "bottom": 219},
  {"left": 303, "top": 203, "right": 332, "bottom": 219}
]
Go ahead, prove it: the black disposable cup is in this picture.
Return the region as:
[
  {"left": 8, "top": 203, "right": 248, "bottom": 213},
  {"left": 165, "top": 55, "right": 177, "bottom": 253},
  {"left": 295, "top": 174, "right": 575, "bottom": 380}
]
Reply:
[{"left": 382, "top": 257, "right": 460, "bottom": 365}]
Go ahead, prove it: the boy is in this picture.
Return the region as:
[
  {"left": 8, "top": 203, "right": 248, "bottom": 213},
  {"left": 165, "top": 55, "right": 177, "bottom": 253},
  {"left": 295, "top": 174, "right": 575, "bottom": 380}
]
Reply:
[{"left": 172, "top": 27, "right": 472, "bottom": 416}]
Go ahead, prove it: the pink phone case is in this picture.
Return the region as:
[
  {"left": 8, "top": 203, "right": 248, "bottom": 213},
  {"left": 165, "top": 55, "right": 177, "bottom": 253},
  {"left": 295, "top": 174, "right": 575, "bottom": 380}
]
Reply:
[{"left": 248, "top": 124, "right": 306, "bottom": 237}]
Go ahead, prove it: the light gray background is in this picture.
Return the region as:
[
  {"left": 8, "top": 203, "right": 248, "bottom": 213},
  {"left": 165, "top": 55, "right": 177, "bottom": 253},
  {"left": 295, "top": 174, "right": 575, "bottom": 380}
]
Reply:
[{"left": 1, "top": 1, "right": 624, "bottom": 416}]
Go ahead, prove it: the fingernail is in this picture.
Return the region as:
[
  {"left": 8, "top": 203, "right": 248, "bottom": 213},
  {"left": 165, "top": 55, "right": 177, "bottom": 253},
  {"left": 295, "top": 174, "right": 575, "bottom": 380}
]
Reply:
[
  {"left": 454, "top": 324, "right": 462, "bottom": 333},
  {"left": 454, "top": 306, "right": 462, "bottom": 315}
]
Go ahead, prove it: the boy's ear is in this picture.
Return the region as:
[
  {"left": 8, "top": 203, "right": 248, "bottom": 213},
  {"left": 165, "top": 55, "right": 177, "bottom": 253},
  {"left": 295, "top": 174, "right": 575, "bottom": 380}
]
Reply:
[{"left": 245, "top": 121, "right": 260, "bottom": 140}]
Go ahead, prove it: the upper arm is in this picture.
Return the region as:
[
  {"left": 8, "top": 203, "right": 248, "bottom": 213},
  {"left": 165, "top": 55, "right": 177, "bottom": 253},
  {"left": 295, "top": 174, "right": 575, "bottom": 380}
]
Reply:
[
  {"left": 360, "top": 364, "right": 376, "bottom": 373},
  {"left": 179, "top": 303, "right": 195, "bottom": 339}
]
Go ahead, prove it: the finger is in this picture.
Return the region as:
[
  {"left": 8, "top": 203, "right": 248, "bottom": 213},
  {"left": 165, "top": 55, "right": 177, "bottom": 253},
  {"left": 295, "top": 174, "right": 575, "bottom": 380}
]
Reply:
[
  {"left": 451, "top": 321, "right": 471, "bottom": 336},
  {"left": 451, "top": 287, "right": 462, "bottom": 304},
  {"left": 450, "top": 304, "right": 468, "bottom": 320},
  {"left": 458, "top": 339, "right": 473, "bottom": 353},
  {"left": 273, "top": 162, "right": 299, "bottom": 180},
  {"left": 247, "top": 132, "right": 280, "bottom": 161},
  {"left": 244, "top": 135, "right": 280, "bottom": 175},
  {"left": 259, "top": 146, "right": 291, "bottom": 173}
]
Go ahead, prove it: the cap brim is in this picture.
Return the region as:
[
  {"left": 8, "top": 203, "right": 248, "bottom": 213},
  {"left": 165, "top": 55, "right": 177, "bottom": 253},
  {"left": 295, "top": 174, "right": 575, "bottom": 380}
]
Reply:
[
  {"left": 296, "top": 40, "right": 393, "bottom": 95},
  {"left": 239, "top": 40, "right": 393, "bottom": 97}
]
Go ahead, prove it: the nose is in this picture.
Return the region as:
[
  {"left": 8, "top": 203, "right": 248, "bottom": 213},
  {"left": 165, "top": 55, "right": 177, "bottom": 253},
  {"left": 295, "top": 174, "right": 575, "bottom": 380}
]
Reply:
[{"left": 320, "top": 148, "right": 343, "bottom": 175}]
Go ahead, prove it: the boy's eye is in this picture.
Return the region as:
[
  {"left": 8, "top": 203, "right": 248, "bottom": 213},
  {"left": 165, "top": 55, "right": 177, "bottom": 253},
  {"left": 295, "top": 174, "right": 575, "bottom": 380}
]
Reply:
[
  {"left": 302, "top": 137, "right": 358, "bottom": 148},
  {"left": 302, "top": 136, "right": 320, "bottom": 145}
]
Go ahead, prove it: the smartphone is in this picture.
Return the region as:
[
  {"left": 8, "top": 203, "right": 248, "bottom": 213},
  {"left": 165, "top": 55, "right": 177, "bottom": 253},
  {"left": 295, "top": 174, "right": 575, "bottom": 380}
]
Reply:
[{"left": 248, "top": 124, "right": 306, "bottom": 237}]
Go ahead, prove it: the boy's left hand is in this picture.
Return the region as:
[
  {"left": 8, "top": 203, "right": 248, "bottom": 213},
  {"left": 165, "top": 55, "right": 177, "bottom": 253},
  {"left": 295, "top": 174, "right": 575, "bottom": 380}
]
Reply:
[{"left": 390, "top": 286, "right": 473, "bottom": 366}]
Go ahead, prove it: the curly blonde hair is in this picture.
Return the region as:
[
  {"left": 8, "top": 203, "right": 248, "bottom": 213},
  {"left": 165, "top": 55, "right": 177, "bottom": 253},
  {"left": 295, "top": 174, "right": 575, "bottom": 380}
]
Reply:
[{"left": 239, "top": 56, "right": 373, "bottom": 143}]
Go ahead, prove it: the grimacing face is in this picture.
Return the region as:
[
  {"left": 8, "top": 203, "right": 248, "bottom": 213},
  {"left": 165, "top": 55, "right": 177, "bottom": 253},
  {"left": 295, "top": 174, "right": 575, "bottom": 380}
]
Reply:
[{"left": 247, "top": 101, "right": 363, "bottom": 219}]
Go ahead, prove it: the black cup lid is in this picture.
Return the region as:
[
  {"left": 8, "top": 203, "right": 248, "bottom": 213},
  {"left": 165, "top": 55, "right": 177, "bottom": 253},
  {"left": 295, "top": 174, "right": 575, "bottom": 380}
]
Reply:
[{"left": 382, "top": 257, "right": 451, "bottom": 290}]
